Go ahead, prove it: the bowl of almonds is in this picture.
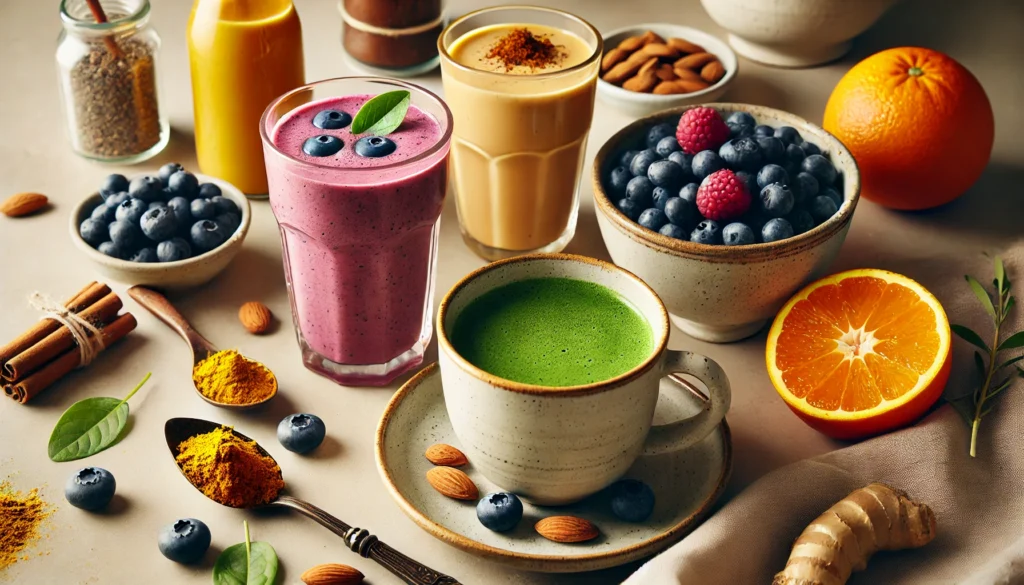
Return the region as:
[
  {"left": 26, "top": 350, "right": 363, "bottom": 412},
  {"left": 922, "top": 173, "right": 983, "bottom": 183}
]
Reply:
[{"left": 598, "top": 25, "right": 737, "bottom": 117}]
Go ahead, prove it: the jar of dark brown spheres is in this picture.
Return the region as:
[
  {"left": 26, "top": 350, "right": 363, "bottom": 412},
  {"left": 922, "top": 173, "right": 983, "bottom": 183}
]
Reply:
[
  {"left": 56, "top": 0, "right": 168, "bottom": 162},
  {"left": 339, "top": 0, "right": 445, "bottom": 76}
]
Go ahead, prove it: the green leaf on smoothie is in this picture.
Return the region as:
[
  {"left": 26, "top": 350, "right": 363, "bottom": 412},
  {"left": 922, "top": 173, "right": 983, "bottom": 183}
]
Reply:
[{"left": 350, "top": 90, "right": 411, "bottom": 136}]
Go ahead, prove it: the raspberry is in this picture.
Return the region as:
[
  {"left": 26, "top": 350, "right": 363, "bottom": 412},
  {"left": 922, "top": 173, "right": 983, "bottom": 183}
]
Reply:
[
  {"left": 675, "top": 107, "right": 731, "bottom": 155},
  {"left": 696, "top": 169, "right": 752, "bottom": 221}
]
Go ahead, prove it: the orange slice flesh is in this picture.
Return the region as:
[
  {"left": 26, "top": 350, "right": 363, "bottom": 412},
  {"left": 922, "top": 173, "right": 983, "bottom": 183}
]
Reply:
[{"left": 767, "top": 269, "right": 950, "bottom": 437}]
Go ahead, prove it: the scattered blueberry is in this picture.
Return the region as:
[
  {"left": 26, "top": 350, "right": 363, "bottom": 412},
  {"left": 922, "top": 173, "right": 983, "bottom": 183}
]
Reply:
[
  {"left": 313, "top": 109, "right": 352, "bottom": 130},
  {"left": 131, "top": 247, "right": 159, "bottom": 263},
  {"left": 609, "top": 479, "right": 655, "bottom": 522},
  {"left": 617, "top": 198, "right": 644, "bottom": 221},
  {"left": 277, "top": 413, "right": 326, "bottom": 454},
  {"left": 810, "top": 195, "right": 840, "bottom": 223},
  {"left": 648, "top": 160, "right": 685, "bottom": 190},
  {"left": 756, "top": 136, "right": 785, "bottom": 164},
  {"left": 128, "top": 176, "right": 162, "bottom": 203},
  {"left": 190, "top": 219, "right": 228, "bottom": 253},
  {"left": 664, "top": 196, "right": 698, "bottom": 228},
  {"left": 104, "top": 191, "right": 129, "bottom": 208},
  {"left": 608, "top": 167, "right": 631, "bottom": 196},
  {"left": 114, "top": 198, "right": 147, "bottom": 225},
  {"left": 167, "top": 196, "right": 191, "bottom": 227},
  {"left": 157, "top": 163, "right": 185, "bottom": 186},
  {"left": 774, "top": 126, "right": 803, "bottom": 146},
  {"left": 721, "top": 137, "right": 762, "bottom": 171},
  {"left": 91, "top": 202, "right": 117, "bottom": 223},
  {"left": 140, "top": 206, "right": 178, "bottom": 241},
  {"left": 655, "top": 135, "right": 681, "bottom": 157},
  {"left": 637, "top": 208, "right": 668, "bottom": 231},
  {"left": 167, "top": 171, "right": 200, "bottom": 199},
  {"left": 667, "top": 151, "right": 692, "bottom": 172},
  {"left": 800, "top": 141, "right": 822, "bottom": 157},
  {"left": 303, "top": 135, "right": 343, "bottom": 157},
  {"left": 620, "top": 150, "right": 640, "bottom": 168},
  {"left": 189, "top": 198, "right": 217, "bottom": 220},
  {"left": 108, "top": 220, "right": 140, "bottom": 249},
  {"left": 79, "top": 218, "right": 108, "bottom": 246},
  {"left": 678, "top": 183, "right": 699, "bottom": 204},
  {"left": 759, "top": 183, "right": 795, "bottom": 218},
  {"left": 821, "top": 187, "right": 843, "bottom": 207},
  {"left": 757, "top": 164, "right": 789, "bottom": 189},
  {"left": 354, "top": 136, "right": 397, "bottom": 158},
  {"left": 646, "top": 123, "right": 676, "bottom": 148},
  {"left": 722, "top": 222, "right": 756, "bottom": 245},
  {"left": 800, "top": 154, "right": 837, "bottom": 186},
  {"left": 787, "top": 209, "right": 815, "bottom": 234},
  {"left": 630, "top": 149, "right": 661, "bottom": 177},
  {"left": 198, "top": 183, "right": 221, "bottom": 199},
  {"left": 652, "top": 187, "right": 672, "bottom": 210},
  {"left": 762, "top": 218, "right": 795, "bottom": 242},
  {"left": 691, "top": 219, "right": 721, "bottom": 245},
  {"left": 65, "top": 467, "right": 116, "bottom": 511},
  {"left": 792, "top": 172, "right": 819, "bottom": 203},
  {"left": 101, "top": 174, "right": 129, "bottom": 196},
  {"left": 754, "top": 124, "right": 775, "bottom": 138},
  {"left": 158, "top": 518, "right": 211, "bottom": 564},
  {"left": 476, "top": 492, "right": 523, "bottom": 532},
  {"left": 691, "top": 150, "right": 724, "bottom": 180},
  {"left": 625, "top": 176, "right": 655, "bottom": 207},
  {"left": 215, "top": 212, "right": 240, "bottom": 234},
  {"left": 157, "top": 238, "right": 191, "bottom": 262},
  {"left": 659, "top": 223, "right": 688, "bottom": 239}
]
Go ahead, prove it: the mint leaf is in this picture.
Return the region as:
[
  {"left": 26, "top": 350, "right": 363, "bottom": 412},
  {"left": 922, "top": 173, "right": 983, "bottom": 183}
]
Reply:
[
  {"left": 350, "top": 90, "right": 411, "bottom": 136},
  {"left": 47, "top": 372, "right": 150, "bottom": 462},
  {"left": 214, "top": 522, "right": 277, "bottom": 585}
]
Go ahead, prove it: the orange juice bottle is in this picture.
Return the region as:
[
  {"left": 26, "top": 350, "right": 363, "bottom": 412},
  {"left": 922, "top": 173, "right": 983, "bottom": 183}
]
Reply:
[{"left": 187, "top": 0, "right": 305, "bottom": 196}]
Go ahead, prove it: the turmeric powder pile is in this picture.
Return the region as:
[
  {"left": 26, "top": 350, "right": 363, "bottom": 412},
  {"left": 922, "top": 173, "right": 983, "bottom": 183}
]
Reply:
[
  {"left": 0, "top": 481, "right": 53, "bottom": 570},
  {"left": 175, "top": 426, "right": 285, "bottom": 508},
  {"left": 192, "top": 349, "right": 277, "bottom": 405}
]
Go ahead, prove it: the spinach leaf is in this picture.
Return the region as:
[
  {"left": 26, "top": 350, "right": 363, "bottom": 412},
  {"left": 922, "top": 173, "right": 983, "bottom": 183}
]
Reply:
[
  {"left": 350, "top": 90, "right": 411, "bottom": 136},
  {"left": 213, "top": 521, "right": 278, "bottom": 585},
  {"left": 47, "top": 372, "right": 150, "bottom": 462}
]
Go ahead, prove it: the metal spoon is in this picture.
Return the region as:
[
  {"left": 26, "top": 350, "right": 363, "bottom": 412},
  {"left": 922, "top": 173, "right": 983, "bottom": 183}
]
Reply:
[
  {"left": 127, "top": 286, "right": 276, "bottom": 410},
  {"left": 165, "top": 417, "right": 462, "bottom": 585}
]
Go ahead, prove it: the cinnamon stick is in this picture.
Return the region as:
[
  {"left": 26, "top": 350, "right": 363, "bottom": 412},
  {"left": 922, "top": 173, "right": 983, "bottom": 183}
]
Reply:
[
  {"left": 6, "top": 313, "right": 137, "bottom": 404},
  {"left": 0, "top": 282, "right": 110, "bottom": 372},
  {"left": 84, "top": 0, "right": 123, "bottom": 59},
  {"left": 2, "top": 292, "right": 123, "bottom": 382}
]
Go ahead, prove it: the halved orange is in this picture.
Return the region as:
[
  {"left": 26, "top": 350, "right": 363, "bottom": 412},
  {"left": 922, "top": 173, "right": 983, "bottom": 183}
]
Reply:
[{"left": 766, "top": 269, "right": 951, "bottom": 440}]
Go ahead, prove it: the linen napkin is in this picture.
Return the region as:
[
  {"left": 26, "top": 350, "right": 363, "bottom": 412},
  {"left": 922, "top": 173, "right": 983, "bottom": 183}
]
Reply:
[{"left": 625, "top": 241, "right": 1024, "bottom": 585}]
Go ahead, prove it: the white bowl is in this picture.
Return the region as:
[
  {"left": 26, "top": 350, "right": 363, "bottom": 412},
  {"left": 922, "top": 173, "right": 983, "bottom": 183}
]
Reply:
[
  {"left": 69, "top": 173, "right": 251, "bottom": 290},
  {"left": 700, "top": 0, "right": 898, "bottom": 68},
  {"left": 597, "top": 24, "right": 737, "bottom": 118}
]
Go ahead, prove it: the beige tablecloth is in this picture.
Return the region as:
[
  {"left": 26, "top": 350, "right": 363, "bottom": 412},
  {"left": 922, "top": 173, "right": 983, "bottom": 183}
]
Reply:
[{"left": 626, "top": 242, "right": 1024, "bottom": 585}]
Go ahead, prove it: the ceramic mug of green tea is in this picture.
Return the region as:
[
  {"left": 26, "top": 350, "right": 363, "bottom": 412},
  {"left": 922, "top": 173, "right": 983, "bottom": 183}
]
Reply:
[{"left": 437, "top": 253, "right": 731, "bottom": 505}]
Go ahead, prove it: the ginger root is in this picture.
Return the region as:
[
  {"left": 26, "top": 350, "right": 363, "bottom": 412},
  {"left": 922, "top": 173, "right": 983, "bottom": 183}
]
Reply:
[{"left": 773, "top": 482, "right": 937, "bottom": 585}]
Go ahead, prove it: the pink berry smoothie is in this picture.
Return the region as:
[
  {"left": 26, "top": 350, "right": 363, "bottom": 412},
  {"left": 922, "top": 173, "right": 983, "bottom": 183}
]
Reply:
[{"left": 263, "top": 89, "right": 450, "bottom": 386}]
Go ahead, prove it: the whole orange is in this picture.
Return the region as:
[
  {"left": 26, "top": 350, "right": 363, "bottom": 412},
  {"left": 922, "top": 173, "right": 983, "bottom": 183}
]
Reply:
[{"left": 823, "top": 47, "right": 994, "bottom": 210}]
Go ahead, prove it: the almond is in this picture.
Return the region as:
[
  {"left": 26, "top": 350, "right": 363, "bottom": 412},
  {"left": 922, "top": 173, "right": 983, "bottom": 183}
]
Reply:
[
  {"left": 638, "top": 43, "right": 678, "bottom": 60},
  {"left": 601, "top": 50, "right": 649, "bottom": 85},
  {"left": 601, "top": 47, "right": 628, "bottom": 72},
  {"left": 424, "top": 443, "right": 468, "bottom": 467},
  {"left": 535, "top": 516, "right": 599, "bottom": 543},
  {"left": 238, "top": 301, "right": 272, "bottom": 334},
  {"left": 667, "top": 37, "right": 706, "bottom": 55},
  {"left": 674, "top": 52, "right": 717, "bottom": 71},
  {"left": 655, "top": 63, "right": 677, "bottom": 81},
  {"left": 700, "top": 60, "right": 726, "bottom": 84},
  {"left": 616, "top": 34, "right": 646, "bottom": 53},
  {"left": 623, "top": 59, "right": 659, "bottom": 93},
  {"left": 1, "top": 192, "right": 48, "bottom": 217},
  {"left": 426, "top": 466, "right": 478, "bottom": 500},
  {"left": 672, "top": 66, "right": 704, "bottom": 82},
  {"left": 642, "top": 30, "right": 666, "bottom": 45},
  {"left": 300, "top": 563, "right": 364, "bottom": 585},
  {"left": 653, "top": 79, "right": 710, "bottom": 95}
]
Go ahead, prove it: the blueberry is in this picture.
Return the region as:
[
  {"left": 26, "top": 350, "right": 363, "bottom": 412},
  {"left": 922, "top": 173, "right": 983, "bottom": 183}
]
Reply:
[
  {"left": 607, "top": 166, "right": 631, "bottom": 196},
  {"left": 728, "top": 124, "right": 754, "bottom": 139},
  {"left": 77, "top": 218, "right": 107, "bottom": 247},
  {"left": 774, "top": 126, "right": 803, "bottom": 146},
  {"left": 659, "top": 223, "right": 689, "bottom": 239},
  {"left": 754, "top": 124, "right": 775, "bottom": 138},
  {"left": 718, "top": 140, "right": 736, "bottom": 163},
  {"left": 65, "top": 467, "right": 115, "bottom": 511},
  {"left": 354, "top": 136, "right": 397, "bottom": 158},
  {"left": 664, "top": 196, "right": 698, "bottom": 228},
  {"left": 115, "top": 198, "right": 147, "bottom": 225},
  {"left": 98, "top": 241, "right": 128, "bottom": 259},
  {"left": 734, "top": 170, "right": 758, "bottom": 197},
  {"left": 625, "top": 176, "right": 655, "bottom": 208},
  {"left": 652, "top": 187, "right": 672, "bottom": 210},
  {"left": 691, "top": 150, "right": 725, "bottom": 180},
  {"left": 216, "top": 212, "right": 241, "bottom": 234},
  {"left": 646, "top": 123, "right": 676, "bottom": 148},
  {"left": 104, "top": 191, "right": 129, "bottom": 208},
  {"left": 678, "top": 183, "right": 699, "bottom": 204},
  {"left": 609, "top": 479, "right": 655, "bottom": 522},
  {"left": 724, "top": 137, "right": 763, "bottom": 171},
  {"left": 277, "top": 413, "right": 326, "bottom": 454},
  {"left": 148, "top": 201, "right": 167, "bottom": 210},
  {"left": 785, "top": 143, "right": 805, "bottom": 166},
  {"left": 209, "top": 196, "right": 236, "bottom": 215},
  {"left": 158, "top": 518, "right": 211, "bottom": 564},
  {"left": 800, "top": 154, "right": 837, "bottom": 186},
  {"left": 691, "top": 220, "right": 721, "bottom": 245},
  {"left": 128, "top": 176, "right": 163, "bottom": 203},
  {"left": 476, "top": 492, "right": 523, "bottom": 532},
  {"left": 101, "top": 174, "right": 129, "bottom": 196},
  {"left": 303, "top": 135, "right": 343, "bottom": 157},
  {"left": 741, "top": 211, "right": 769, "bottom": 234},
  {"left": 762, "top": 218, "right": 794, "bottom": 242},
  {"left": 157, "top": 163, "right": 185, "bottom": 186},
  {"left": 108, "top": 220, "right": 140, "bottom": 249},
  {"left": 648, "top": 160, "right": 685, "bottom": 190},
  {"left": 190, "top": 198, "right": 217, "bottom": 220},
  {"left": 655, "top": 135, "right": 681, "bottom": 157},
  {"left": 800, "top": 141, "right": 822, "bottom": 157},
  {"left": 787, "top": 209, "right": 815, "bottom": 234},
  {"left": 629, "top": 149, "right": 661, "bottom": 177},
  {"left": 313, "top": 109, "right": 352, "bottom": 130},
  {"left": 157, "top": 238, "right": 191, "bottom": 262},
  {"left": 131, "top": 247, "right": 158, "bottom": 263},
  {"left": 91, "top": 202, "right": 117, "bottom": 223},
  {"left": 757, "top": 136, "right": 786, "bottom": 165},
  {"left": 617, "top": 198, "right": 644, "bottom": 221},
  {"left": 620, "top": 150, "right": 640, "bottom": 168},
  {"left": 190, "top": 219, "right": 228, "bottom": 253},
  {"left": 167, "top": 171, "right": 200, "bottom": 199},
  {"left": 792, "top": 172, "right": 819, "bottom": 204},
  {"left": 722, "top": 222, "right": 756, "bottom": 246},
  {"left": 140, "top": 206, "right": 178, "bottom": 241},
  {"left": 638, "top": 208, "right": 668, "bottom": 231},
  {"left": 757, "top": 164, "right": 789, "bottom": 189},
  {"left": 667, "top": 151, "right": 692, "bottom": 173},
  {"left": 726, "top": 111, "right": 755, "bottom": 129},
  {"left": 820, "top": 187, "right": 843, "bottom": 207},
  {"left": 167, "top": 197, "right": 191, "bottom": 227},
  {"left": 810, "top": 195, "right": 840, "bottom": 223},
  {"left": 198, "top": 183, "right": 221, "bottom": 199},
  {"left": 759, "top": 183, "right": 795, "bottom": 218}
]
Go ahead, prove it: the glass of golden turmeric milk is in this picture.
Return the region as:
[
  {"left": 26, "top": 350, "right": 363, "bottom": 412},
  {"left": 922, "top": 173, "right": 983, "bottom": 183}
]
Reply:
[{"left": 439, "top": 7, "right": 602, "bottom": 260}]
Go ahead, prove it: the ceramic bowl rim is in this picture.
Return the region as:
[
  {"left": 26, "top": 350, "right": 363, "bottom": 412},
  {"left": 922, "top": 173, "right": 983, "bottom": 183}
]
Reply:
[
  {"left": 592, "top": 102, "right": 860, "bottom": 262},
  {"left": 374, "top": 362, "right": 734, "bottom": 572}
]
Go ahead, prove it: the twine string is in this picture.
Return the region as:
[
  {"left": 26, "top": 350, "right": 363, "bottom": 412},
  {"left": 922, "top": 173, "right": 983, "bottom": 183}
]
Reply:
[{"left": 29, "top": 292, "right": 106, "bottom": 368}]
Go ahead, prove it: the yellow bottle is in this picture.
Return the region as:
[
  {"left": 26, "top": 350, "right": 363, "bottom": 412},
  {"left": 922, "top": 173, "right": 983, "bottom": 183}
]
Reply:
[{"left": 187, "top": 0, "right": 305, "bottom": 196}]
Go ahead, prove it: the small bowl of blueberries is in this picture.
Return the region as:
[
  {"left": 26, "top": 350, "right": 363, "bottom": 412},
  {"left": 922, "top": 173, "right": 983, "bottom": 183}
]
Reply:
[
  {"left": 592, "top": 103, "right": 860, "bottom": 343},
  {"left": 70, "top": 163, "right": 251, "bottom": 290}
]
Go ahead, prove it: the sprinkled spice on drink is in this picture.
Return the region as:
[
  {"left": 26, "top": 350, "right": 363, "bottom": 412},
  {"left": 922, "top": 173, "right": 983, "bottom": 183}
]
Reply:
[
  {"left": 192, "top": 349, "right": 277, "bottom": 405},
  {"left": 0, "top": 482, "right": 53, "bottom": 571},
  {"left": 175, "top": 426, "right": 285, "bottom": 508},
  {"left": 484, "top": 28, "right": 566, "bottom": 71}
]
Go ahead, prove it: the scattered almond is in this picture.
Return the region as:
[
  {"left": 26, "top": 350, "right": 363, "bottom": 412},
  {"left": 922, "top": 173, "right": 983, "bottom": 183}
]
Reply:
[
  {"left": 601, "top": 47, "right": 628, "bottom": 72},
  {"left": 535, "top": 516, "right": 600, "bottom": 543},
  {"left": 239, "top": 301, "right": 272, "bottom": 334},
  {"left": 667, "top": 37, "right": 706, "bottom": 54},
  {"left": 701, "top": 60, "right": 726, "bottom": 84},
  {"left": 300, "top": 563, "right": 364, "bottom": 585},
  {"left": 674, "top": 52, "right": 717, "bottom": 71},
  {"left": 424, "top": 443, "right": 468, "bottom": 467},
  {"left": 601, "top": 31, "right": 726, "bottom": 95},
  {"left": 1, "top": 192, "right": 48, "bottom": 217},
  {"left": 426, "top": 466, "right": 478, "bottom": 500}
]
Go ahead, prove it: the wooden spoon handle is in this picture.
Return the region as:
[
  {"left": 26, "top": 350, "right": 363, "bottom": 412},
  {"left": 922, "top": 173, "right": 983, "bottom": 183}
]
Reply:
[{"left": 126, "top": 286, "right": 217, "bottom": 359}]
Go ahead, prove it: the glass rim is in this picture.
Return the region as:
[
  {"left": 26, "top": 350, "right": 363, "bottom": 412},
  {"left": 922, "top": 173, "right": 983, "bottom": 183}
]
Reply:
[
  {"left": 59, "top": 0, "right": 150, "bottom": 31},
  {"left": 259, "top": 76, "right": 454, "bottom": 173},
  {"left": 437, "top": 4, "right": 603, "bottom": 80}
]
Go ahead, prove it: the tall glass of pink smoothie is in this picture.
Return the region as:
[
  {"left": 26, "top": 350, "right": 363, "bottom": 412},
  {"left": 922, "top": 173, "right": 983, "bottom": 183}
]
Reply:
[{"left": 260, "top": 78, "right": 452, "bottom": 386}]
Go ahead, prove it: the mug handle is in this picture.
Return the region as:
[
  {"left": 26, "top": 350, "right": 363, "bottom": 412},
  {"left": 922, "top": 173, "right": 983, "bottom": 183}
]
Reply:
[{"left": 642, "top": 350, "right": 732, "bottom": 456}]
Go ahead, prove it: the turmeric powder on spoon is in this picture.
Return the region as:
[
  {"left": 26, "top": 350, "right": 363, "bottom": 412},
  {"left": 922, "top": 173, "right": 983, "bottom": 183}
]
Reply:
[{"left": 192, "top": 349, "right": 276, "bottom": 405}]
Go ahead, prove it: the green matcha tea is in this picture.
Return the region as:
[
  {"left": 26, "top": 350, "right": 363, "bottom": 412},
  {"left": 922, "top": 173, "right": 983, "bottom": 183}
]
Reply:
[{"left": 449, "top": 278, "right": 655, "bottom": 386}]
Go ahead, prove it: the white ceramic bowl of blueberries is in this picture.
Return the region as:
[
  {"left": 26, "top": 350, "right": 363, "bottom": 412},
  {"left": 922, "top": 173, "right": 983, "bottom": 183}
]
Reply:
[
  {"left": 70, "top": 164, "right": 251, "bottom": 290},
  {"left": 592, "top": 103, "right": 860, "bottom": 343}
]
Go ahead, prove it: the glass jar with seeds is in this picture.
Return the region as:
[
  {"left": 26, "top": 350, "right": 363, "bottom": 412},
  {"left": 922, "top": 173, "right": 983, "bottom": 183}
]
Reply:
[{"left": 56, "top": 0, "right": 168, "bottom": 163}]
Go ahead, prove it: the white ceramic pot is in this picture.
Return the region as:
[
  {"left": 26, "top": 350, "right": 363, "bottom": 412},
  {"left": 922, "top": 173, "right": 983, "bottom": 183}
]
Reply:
[
  {"left": 700, "top": 0, "right": 898, "bottom": 67},
  {"left": 592, "top": 103, "right": 860, "bottom": 343},
  {"left": 436, "top": 254, "right": 731, "bottom": 505}
]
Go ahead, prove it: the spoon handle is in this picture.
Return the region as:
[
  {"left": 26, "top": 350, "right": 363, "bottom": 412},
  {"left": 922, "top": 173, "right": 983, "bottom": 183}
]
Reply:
[
  {"left": 275, "top": 496, "right": 462, "bottom": 585},
  {"left": 126, "top": 286, "right": 217, "bottom": 357}
]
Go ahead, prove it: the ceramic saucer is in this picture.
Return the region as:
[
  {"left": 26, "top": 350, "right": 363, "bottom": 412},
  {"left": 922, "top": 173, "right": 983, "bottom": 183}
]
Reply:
[{"left": 375, "top": 363, "right": 732, "bottom": 573}]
